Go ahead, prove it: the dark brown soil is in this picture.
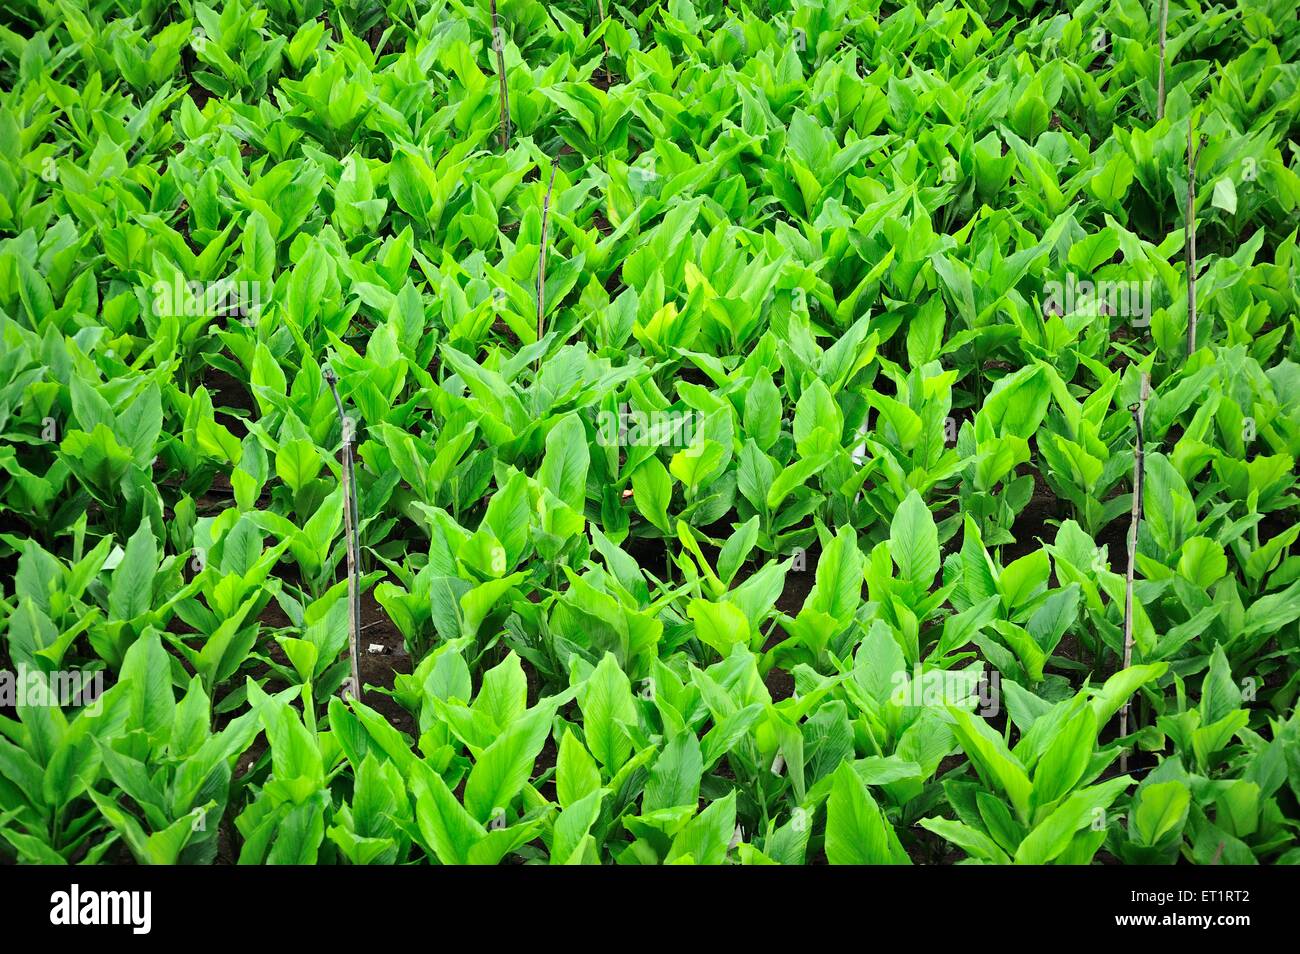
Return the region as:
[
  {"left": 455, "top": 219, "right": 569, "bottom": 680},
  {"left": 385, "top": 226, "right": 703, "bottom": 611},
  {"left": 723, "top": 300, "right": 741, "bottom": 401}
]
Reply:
[{"left": 354, "top": 589, "right": 415, "bottom": 736}]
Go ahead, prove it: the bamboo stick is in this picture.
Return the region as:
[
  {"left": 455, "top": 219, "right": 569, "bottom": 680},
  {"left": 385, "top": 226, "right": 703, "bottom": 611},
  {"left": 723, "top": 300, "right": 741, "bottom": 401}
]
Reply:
[
  {"left": 597, "top": 0, "right": 612, "bottom": 86},
  {"left": 1185, "top": 120, "right": 1206, "bottom": 356},
  {"left": 1156, "top": 0, "right": 1169, "bottom": 120},
  {"left": 1119, "top": 372, "right": 1151, "bottom": 773},
  {"left": 323, "top": 367, "right": 363, "bottom": 701},
  {"left": 490, "top": 0, "right": 511, "bottom": 151},
  {"left": 536, "top": 161, "right": 559, "bottom": 348}
]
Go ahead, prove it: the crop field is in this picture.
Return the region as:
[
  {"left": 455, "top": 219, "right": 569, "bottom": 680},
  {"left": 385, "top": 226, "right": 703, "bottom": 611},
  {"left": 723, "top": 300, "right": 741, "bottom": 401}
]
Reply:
[{"left": 0, "top": 0, "right": 1298, "bottom": 869}]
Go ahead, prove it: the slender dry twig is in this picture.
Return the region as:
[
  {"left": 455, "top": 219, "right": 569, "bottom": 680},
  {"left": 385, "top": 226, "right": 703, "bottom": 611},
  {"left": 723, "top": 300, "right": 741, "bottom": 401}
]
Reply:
[
  {"left": 323, "top": 367, "right": 363, "bottom": 701},
  {"left": 1185, "top": 120, "right": 1206, "bottom": 357},
  {"left": 536, "top": 160, "right": 559, "bottom": 349},
  {"left": 597, "top": 0, "right": 612, "bottom": 86},
  {"left": 1120, "top": 371, "right": 1151, "bottom": 773},
  {"left": 1156, "top": 0, "right": 1169, "bottom": 120},
  {"left": 490, "top": 0, "right": 511, "bottom": 150}
]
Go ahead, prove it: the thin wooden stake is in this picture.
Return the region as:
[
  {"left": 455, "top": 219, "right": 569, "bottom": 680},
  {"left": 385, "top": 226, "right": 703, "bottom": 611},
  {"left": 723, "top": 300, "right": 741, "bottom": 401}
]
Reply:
[
  {"left": 490, "top": 0, "right": 511, "bottom": 151},
  {"left": 324, "top": 367, "right": 363, "bottom": 701},
  {"left": 597, "top": 0, "right": 612, "bottom": 86},
  {"left": 1156, "top": 0, "right": 1169, "bottom": 120},
  {"left": 1119, "top": 372, "right": 1150, "bottom": 773},
  {"left": 1185, "top": 120, "right": 1206, "bottom": 357},
  {"left": 536, "top": 160, "right": 559, "bottom": 349}
]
